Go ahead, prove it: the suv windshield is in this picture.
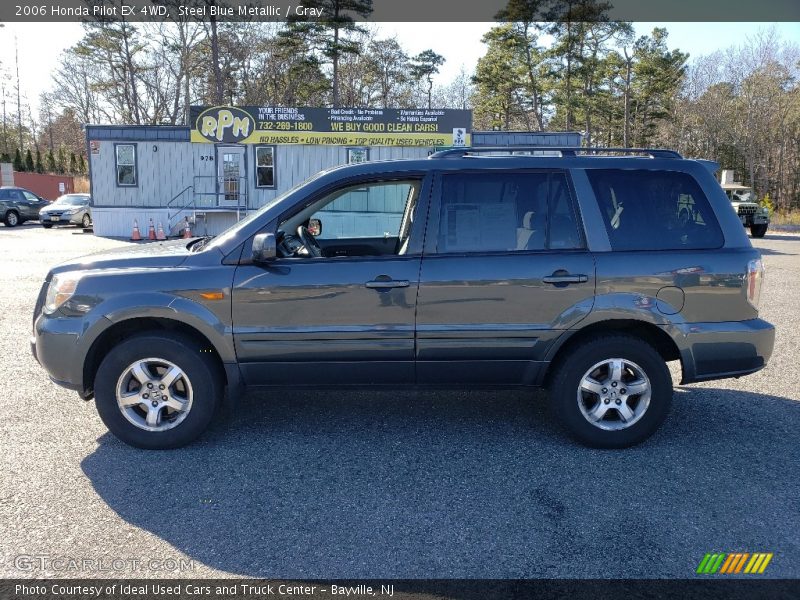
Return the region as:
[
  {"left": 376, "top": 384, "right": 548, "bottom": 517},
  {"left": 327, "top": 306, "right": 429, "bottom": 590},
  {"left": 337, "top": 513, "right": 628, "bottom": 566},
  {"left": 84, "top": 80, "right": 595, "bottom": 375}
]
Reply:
[{"left": 53, "top": 195, "right": 88, "bottom": 206}]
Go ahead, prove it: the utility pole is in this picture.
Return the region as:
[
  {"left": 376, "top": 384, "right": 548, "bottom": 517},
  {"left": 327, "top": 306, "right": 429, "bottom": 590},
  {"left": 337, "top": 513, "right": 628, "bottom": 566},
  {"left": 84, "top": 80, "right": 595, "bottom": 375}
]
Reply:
[
  {"left": 2, "top": 82, "right": 7, "bottom": 154},
  {"left": 15, "top": 35, "right": 23, "bottom": 152}
]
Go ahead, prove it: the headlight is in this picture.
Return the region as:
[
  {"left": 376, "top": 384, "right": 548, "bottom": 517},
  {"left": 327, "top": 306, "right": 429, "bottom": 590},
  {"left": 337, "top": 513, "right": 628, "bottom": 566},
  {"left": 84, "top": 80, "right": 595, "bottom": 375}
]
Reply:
[
  {"left": 43, "top": 272, "right": 83, "bottom": 314},
  {"left": 62, "top": 208, "right": 78, "bottom": 215}
]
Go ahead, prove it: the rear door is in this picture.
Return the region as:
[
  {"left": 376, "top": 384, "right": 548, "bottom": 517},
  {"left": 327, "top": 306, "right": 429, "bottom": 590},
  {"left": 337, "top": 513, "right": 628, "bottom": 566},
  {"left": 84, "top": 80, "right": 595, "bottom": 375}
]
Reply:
[{"left": 415, "top": 169, "right": 595, "bottom": 385}]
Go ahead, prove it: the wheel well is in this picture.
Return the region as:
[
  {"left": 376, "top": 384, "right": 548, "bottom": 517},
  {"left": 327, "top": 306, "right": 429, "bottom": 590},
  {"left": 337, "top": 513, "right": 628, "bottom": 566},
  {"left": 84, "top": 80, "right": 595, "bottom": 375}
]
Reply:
[
  {"left": 83, "top": 317, "right": 226, "bottom": 396},
  {"left": 545, "top": 319, "right": 682, "bottom": 387}
]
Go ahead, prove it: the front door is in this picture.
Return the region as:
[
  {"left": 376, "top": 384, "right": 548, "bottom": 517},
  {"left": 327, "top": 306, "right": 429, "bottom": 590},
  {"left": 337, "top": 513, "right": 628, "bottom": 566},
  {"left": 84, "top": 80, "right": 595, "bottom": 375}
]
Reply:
[
  {"left": 415, "top": 170, "right": 596, "bottom": 385},
  {"left": 232, "top": 175, "right": 430, "bottom": 387},
  {"left": 217, "top": 146, "right": 246, "bottom": 207}
]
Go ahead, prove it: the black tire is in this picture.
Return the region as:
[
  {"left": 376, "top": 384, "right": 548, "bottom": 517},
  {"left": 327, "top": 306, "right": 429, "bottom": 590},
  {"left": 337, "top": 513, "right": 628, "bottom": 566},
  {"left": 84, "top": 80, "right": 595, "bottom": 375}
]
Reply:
[
  {"left": 4, "top": 211, "right": 19, "bottom": 227},
  {"left": 549, "top": 334, "right": 672, "bottom": 448},
  {"left": 750, "top": 224, "right": 768, "bottom": 238},
  {"left": 81, "top": 213, "right": 91, "bottom": 228},
  {"left": 41, "top": 223, "right": 53, "bottom": 229},
  {"left": 94, "top": 332, "right": 223, "bottom": 449}
]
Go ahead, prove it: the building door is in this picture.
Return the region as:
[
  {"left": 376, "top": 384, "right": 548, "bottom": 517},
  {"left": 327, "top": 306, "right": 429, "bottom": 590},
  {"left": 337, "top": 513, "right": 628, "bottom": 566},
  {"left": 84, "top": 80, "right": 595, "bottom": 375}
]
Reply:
[{"left": 216, "top": 145, "right": 246, "bottom": 207}]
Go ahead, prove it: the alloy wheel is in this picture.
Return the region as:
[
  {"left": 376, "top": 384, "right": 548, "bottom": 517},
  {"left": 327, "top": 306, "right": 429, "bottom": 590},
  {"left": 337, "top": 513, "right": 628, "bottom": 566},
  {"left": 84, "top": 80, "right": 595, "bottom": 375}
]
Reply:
[
  {"left": 115, "top": 358, "right": 193, "bottom": 432},
  {"left": 576, "top": 358, "right": 651, "bottom": 431}
]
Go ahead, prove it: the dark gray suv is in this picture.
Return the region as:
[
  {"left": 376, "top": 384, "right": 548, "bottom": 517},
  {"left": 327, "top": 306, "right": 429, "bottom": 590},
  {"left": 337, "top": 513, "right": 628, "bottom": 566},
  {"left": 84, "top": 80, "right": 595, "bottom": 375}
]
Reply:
[{"left": 31, "top": 147, "right": 775, "bottom": 449}]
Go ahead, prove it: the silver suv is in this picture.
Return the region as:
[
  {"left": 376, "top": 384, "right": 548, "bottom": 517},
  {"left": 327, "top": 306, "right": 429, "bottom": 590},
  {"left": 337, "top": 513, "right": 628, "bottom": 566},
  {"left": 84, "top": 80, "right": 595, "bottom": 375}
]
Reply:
[{"left": 31, "top": 147, "right": 775, "bottom": 449}]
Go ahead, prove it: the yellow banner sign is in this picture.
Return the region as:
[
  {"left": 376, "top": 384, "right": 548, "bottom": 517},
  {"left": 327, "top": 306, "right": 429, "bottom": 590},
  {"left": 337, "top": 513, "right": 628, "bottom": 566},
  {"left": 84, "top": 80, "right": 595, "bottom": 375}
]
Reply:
[
  {"left": 189, "top": 106, "right": 472, "bottom": 147},
  {"left": 190, "top": 130, "right": 470, "bottom": 147}
]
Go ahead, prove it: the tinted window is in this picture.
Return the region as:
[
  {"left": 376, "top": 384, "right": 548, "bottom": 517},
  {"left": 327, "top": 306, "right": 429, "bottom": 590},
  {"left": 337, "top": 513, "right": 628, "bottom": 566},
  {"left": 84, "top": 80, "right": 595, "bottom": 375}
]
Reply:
[
  {"left": 437, "top": 171, "right": 582, "bottom": 253},
  {"left": 586, "top": 169, "right": 723, "bottom": 251}
]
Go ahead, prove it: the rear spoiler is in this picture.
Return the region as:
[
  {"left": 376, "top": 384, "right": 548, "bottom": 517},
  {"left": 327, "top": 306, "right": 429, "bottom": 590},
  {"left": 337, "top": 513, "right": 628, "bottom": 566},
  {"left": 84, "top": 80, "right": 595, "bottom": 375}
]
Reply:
[{"left": 695, "top": 159, "right": 720, "bottom": 174}]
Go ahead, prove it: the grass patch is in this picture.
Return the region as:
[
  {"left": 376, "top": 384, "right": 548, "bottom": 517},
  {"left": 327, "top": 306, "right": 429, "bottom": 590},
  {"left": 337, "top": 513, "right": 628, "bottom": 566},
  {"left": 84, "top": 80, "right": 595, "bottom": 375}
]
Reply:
[{"left": 772, "top": 210, "right": 800, "bottom": 226}]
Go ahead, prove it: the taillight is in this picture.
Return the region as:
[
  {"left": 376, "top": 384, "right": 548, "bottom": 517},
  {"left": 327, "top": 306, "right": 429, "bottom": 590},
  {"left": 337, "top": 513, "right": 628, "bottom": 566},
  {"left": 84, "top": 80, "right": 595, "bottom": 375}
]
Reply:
[{"left": 746, "top": 258, "right": 764, "bottom": 310}]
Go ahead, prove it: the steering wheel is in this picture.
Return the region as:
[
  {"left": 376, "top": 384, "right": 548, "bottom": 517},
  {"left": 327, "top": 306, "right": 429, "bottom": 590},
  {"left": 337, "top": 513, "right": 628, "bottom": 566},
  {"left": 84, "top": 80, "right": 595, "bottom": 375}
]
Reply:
[{"left": 296, "top": 225, "right": 323, "bottom": 258}]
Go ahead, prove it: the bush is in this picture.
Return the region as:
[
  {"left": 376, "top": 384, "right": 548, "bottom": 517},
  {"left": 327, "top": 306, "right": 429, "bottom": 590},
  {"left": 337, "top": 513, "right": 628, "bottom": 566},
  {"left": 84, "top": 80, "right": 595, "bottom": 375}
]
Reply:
[{"left": 759, "top": 193, "right": 775, "bottom": 213}]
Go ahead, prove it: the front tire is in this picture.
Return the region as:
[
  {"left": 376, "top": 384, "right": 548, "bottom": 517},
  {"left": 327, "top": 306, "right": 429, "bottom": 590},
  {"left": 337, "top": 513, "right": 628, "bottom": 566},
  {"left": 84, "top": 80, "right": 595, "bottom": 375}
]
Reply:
[
  {"left": 750, "top": 224, "right": 768, "bottom": 238},
  {"left": 41, "top": 223, "right": 53, "bottom": 229},
  {"left": 94, "top": 332, "right": 223, "bottom": 449},
  {"left": 81, "top": 213, "right": 91, "bottom": 228},
  {"left": 550, "top": 334, "right": 672, "bottom": 448}
]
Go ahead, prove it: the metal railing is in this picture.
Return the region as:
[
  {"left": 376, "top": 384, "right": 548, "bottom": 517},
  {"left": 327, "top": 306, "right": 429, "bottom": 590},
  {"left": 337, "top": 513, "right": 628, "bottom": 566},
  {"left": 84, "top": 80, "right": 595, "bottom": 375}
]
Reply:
[{"left": 166, "top": 176, "right": 249, "bottom": 234}]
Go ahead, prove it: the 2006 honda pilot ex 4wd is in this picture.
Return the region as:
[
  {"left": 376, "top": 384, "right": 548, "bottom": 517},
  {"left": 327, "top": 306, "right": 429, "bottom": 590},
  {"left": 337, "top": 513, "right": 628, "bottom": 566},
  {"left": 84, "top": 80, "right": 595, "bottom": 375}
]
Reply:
[{"left": 31, "top": 147, "right": 775, "bottom": 449}]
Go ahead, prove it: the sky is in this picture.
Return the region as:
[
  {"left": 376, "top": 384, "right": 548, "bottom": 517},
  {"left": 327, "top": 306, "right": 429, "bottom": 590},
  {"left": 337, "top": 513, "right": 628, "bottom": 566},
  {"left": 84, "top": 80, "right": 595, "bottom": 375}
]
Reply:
[{"left": 0, "top": 21, "right": 798, "bottom": 114}]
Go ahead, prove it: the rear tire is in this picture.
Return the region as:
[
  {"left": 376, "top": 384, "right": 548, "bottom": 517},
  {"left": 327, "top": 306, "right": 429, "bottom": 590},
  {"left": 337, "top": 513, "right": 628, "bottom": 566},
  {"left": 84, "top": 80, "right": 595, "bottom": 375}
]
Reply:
[
  {"left": 750, "top": 224, "right": 768, "bottom": 238},
  {"left": 4, "top": 211, "right": 19, "bottom": 227},
  {"left": 549, "top": 334, "right": 672, "bottom": 448},
  {"left": 94, "top": 332, "right": 223, "bottom": 449}
]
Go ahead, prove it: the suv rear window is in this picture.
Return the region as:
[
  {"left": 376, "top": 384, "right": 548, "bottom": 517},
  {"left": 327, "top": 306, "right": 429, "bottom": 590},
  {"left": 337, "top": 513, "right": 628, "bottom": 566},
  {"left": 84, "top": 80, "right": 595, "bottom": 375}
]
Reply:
[
  {"left": 586, "top": 169, "right": 723, "bottom": 251},
  {"left": 437, "top": 171, "right": 583, "bottom": 253}
]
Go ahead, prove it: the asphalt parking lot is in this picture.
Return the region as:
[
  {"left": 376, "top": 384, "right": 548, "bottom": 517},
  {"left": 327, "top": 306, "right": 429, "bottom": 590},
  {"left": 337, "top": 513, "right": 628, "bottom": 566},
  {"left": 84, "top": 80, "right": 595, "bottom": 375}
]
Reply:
[{"left": 0, "top": 223, "right": 798, "bottom": 580}]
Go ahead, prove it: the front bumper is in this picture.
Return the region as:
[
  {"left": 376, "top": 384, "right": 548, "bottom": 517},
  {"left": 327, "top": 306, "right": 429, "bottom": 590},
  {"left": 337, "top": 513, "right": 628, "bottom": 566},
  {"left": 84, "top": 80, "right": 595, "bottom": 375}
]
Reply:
[
  {"left": 740, "top": 214, "right": 769, "bottom": 226},
  {"left": 40, "top": 212, "right": 83, "bottom": 225},
  {"left": 31, "top": 312, "right": 92, "bottom": 396},
  {"left": 676, "top": 318, "right": 775, "bottom": 384}
]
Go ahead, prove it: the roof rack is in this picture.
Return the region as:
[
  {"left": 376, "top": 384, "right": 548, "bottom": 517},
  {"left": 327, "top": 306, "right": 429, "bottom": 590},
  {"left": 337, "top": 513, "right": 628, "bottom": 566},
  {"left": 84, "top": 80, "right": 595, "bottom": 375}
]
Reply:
[{"left": 428, "top": 146, "right": 682, "bottom": 159}]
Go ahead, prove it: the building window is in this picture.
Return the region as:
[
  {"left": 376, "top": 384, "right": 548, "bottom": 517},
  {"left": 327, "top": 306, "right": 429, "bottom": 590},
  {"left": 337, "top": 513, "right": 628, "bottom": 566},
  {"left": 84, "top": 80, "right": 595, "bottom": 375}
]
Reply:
[
  {"left": 115, "top": 144, "right": 137, "bottom": 187},
  {"left": 347, "top": 147, "right": 369, "bottom": 164},
  {"left": 255, "top": 146, "right": 276, "bottom": 188}
]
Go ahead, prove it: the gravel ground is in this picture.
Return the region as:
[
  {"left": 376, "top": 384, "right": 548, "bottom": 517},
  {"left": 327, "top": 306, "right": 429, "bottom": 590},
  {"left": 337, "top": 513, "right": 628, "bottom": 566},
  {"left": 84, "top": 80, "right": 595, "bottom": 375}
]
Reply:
[{"left": 0, "top": 224, "right": 798, "bottom": 580}]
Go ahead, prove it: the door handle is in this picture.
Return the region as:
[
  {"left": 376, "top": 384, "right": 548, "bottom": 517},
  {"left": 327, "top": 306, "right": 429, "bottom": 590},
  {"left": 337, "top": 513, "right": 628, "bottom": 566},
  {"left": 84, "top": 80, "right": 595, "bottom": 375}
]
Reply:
[
  {"left": 542, "top": 273, "right": 588, "bottom": 285},
  {"left": 365, "top": 279, "right": 410, "bottom": 289}
]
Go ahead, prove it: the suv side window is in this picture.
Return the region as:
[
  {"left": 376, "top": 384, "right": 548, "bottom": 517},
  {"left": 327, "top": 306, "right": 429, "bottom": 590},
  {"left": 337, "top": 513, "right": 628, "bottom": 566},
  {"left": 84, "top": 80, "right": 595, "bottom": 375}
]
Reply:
[
  {"left": 586, "top": 169, "right": 724, "bottom": 251},
  {"left": 23, "top": 191, "right": 39, "bottom": 201},
  {"left": 312, "top": 180, "right": 420, "bottom": 241},
  {"left": 436, "top": 171, "right": 582, "bottom": 253}
]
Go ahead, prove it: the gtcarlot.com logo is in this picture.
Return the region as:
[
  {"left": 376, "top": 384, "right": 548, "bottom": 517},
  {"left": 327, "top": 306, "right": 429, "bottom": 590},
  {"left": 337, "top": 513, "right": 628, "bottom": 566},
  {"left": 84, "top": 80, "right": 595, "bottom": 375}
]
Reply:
[
  {"left": 697, "top": 552, "right": 773, "bottom": 575},
  {"left": 13, "top": 554, "right": 195, "bottom": 573}
]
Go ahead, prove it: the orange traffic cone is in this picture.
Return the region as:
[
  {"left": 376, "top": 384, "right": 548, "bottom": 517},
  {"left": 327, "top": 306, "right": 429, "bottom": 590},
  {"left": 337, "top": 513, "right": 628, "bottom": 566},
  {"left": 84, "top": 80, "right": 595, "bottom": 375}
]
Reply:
[
  {"left": 130, "top": 219, "right": 142, "bottom": 241},
  {"left": 182, "top": 217, "right": 192, "bottom": 239},
  {"left": 156, "top": 221, "right": 166, "bottom": 240},
  {"left": 147, "top": 218, "right": 156, "bottom": 240}
]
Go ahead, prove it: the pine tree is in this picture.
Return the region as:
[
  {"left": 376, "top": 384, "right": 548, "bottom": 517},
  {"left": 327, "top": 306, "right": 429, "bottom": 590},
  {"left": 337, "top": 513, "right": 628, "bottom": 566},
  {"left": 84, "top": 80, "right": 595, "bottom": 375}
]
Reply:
[
  {"left": 24, "top": 149, "right": 35, "bottom": 172},
  {"left": 280, "top": 0, "right": 374, "bottom": 107},
  {"left": 35, "top": 149, "right": 44, "bottom": 173},
  {"left": 69, "top": 152, "right": 77, "bottom": 174},
  {"left": 78, "top": 154, "right": 86, "bottom": 175},
  {"left": 46, "top": 150, "right": 57, "bottom": 173},
  {"left": 56, "top": 146, "right": 67, "bottom": 174},
  {"left": 13, "top": 148, "right": 24, "bottom": 171}
]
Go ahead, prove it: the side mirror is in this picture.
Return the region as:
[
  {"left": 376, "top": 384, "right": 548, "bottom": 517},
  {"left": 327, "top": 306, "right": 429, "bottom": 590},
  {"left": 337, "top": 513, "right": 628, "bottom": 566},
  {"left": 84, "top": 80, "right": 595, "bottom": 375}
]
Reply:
[
  {"left": 307, "top": 218, "right": 322, "bottom": 237},
  {"left": 252, "top": 232, "right": 276, "bottom": 263}
]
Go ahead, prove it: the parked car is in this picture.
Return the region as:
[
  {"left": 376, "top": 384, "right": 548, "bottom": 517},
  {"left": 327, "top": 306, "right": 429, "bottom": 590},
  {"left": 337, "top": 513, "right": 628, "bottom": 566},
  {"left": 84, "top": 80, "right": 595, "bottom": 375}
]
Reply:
[
  {"left": 39, "top": 193, "right": 92, "bottom": 229},
  {"left": 0, "top": 186, "right": 50, "bottom": 227},
  {"left": 31, "top": 147, "right": 774, "bottom": 450}
]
